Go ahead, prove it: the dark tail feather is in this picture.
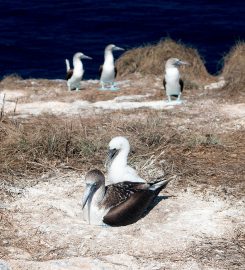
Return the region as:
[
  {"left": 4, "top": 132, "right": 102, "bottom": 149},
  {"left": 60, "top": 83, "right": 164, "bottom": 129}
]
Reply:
[{"left": 149, "top": 176, "right": 175, "bottom": 194}]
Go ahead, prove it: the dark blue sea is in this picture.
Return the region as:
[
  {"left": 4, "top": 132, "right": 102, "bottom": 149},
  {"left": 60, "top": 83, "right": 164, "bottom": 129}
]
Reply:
[{"left": 0, "top": 0, "right": 244, "bottom": 80}]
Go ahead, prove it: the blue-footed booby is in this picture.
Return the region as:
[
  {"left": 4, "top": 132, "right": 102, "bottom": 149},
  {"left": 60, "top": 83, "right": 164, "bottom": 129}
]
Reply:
[
  {"left": 163, "top": 58, "right": 189, "bottom": 103},
  {"left": 105, "top": 136, "right": 146, "bottom": 183},
  {"left": 99, "top": 44, "right": 124, "bottom": 91},
  {"left": 65, "top": 52, "right": 92, "bottom": 91},
  {"left": 82, "top": 169, "right": 172, "bottom": 226}
]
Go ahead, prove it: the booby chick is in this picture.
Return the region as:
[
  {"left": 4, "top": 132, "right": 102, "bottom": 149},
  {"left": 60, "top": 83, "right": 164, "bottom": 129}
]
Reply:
[
  {"left": 99, "top": 44, "right": 124, "bottom": 91},
  {"left": 106, "top": 136, "right": 146, "bottom": 183},
  {"left": 163, "top": 58, "right": 189, "bottom": 103},
  {"left": 82, "top": 169, "right": 172, "bottom": 226},
  {"left": 65, "top": 52, "right": 92, "bottom": 91}
]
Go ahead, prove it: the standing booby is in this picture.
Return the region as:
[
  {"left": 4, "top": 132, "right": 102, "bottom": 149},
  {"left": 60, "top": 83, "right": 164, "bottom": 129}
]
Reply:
[
  {"left": 65, "top": 52, "right": 92, "bottom": 91},
  {"left": 105, "top": 136, "right": 146, "bottom": 183},
  {"left": 99, "top": 44, "right": 124, "bottom": 91},
  {"left": 163, "top": 58, "right": 189, "bottom": 103},
  {"left": 82, "top": 169, "right": 172, "bottom": 226}
]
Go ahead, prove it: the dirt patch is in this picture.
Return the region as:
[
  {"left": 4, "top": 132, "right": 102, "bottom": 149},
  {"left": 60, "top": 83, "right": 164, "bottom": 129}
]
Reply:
[
  {"left": 1, "top": 171, "right": 244, "bottom": 269},
  {"left": 0, "top": 75, "right": 160, "bottom": 104},
  {"left": 221, "top": 103, "right": 245, "bottom": 118}
]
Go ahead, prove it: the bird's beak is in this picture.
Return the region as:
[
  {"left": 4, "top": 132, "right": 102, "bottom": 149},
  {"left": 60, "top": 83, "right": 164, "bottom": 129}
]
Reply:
[
  {"left": 104, "top": 148, "right": 119, "bottom": 168},
  {"left": 82, "top": 183, "right": 97, "bottom": 224},
  {"left": 114, "top": 46, "right": 125, "bottom": 51},
  {"left": 82, "top": 55, "right": 93, "bottom": 60},
  {"left": 179, "top": 60, "right": 190, "bottom": 66},
  {"left": 82, "top": 183, "right": 96, "bottom": 209}
]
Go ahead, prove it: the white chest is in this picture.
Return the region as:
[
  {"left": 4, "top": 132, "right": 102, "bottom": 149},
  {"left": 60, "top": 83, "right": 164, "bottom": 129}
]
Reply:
[
  {"left": 165, "top": 68, "right": 181, "bottom": 95},
  {"left": 108, "top": 164, "right": 125, "bottom": 182},
  {"left": 165, "top": 67, "right": 180, "bottom": 82},
  {"left": 101, "top": 54, "right": 115, "bottom": 82},
  {"left": 73, "top": 61, "right": 84, "bottom": 78},
  {"left": 83, "top": 203, "right": 107, "bottom": 225}
]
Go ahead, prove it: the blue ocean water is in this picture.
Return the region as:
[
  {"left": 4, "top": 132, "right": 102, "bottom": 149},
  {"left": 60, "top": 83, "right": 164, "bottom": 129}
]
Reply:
[{"left": 0, "top": 0, "right": 244, "bottom": 80}]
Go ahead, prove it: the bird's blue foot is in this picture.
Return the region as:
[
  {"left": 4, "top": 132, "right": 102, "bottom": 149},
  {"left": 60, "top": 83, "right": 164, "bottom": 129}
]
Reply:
[
  {"left": 99, "top": 81, "right": 120, "bottom": 91},
  {"left": 98, "top": 87, "right": 108, "bottom": 91},
  {"left": 167, "top": 100, "right": 183, "bottom": 105},
  {"left": 98, "top": 86, "right": 119, "bottom": 91},
  {"left": 110, "top": 86, "right": 119, "bottom": 91}
]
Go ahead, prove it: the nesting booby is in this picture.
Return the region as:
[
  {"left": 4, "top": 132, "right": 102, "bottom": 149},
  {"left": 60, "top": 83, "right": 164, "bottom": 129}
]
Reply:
[
  {"left": 82, "top": 169, "right": 171, "bottom": 226},
  {"left": 163, "top": 58, "right": 189, "bottom": 103},
  {"left": 65, "top": 52, "right": 92, "bottom": 91},
  {"left": 99, "top": 44, "right": 124, "bottom": 91},
  {"left": 105, "top": 136, "right": 146, "bottom": 183}
]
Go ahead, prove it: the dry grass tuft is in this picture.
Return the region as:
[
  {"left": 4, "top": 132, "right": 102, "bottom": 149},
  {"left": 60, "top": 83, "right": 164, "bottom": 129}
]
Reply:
[
  {"left": 0, "top": 114, "right": 174, "bottom": 180},
  {"left": 0, "top": 111, "right": 244, "bottom": 200},
  {"left": 116, "top": 38, "right": 213, "bottom": 85},
  {"left": 221, "top": 41, "right": 245, "bottom": 96},
  {"left": 0, "top": 74, "right": 23, "bottom": 84},
  {"left": 0, "top": 115, "right": 108, "bottom": 178}
]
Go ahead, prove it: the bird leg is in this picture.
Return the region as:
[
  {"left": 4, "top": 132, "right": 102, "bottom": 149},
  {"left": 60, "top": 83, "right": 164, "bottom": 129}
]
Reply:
[
  {"left": 177, "top": 93, "right": 182, "bottom": 101},
  {"left": 167, "top": 95, "right": 172, "bottom": 102},
  {"left": 67, "top": 82, "right": 71, "bottom": 91},
  {"left": 75, "top": 82, "right": 81, "bottom": 91},
  {"left": 100, "top": 81, "right": 106, "bottom": 90},
  {"left": 99, "top": 81, "right": 119, "bottom": 91},
  {"left": 110, "top": 82, "right": 119, "bottom": 91}
]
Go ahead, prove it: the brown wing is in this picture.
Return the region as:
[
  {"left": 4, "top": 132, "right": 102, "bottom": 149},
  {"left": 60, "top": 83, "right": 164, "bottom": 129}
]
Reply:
[
  {"left": 103, "top": 182, "right": 148, "bottom": 208},
  {"left": 114, "top": 66, "right": 118, "bottom": 78},
  {"left": 66, "top": 69, "right": 73, "bottom": 80},
  {"left": 102, "top": 182, "right": 155, "bottom": 226},
  {"left": 103, "top": 190, "right": 155, "bottom": 226},
  {"left": 99, "top": 65, "right": 103, "bottom": 77},
  {"left": 163, "top": 77, "right": 166, "bottom": 90},
  {"left": 179, "top": 78, "right": 184, "bottom": 92}
]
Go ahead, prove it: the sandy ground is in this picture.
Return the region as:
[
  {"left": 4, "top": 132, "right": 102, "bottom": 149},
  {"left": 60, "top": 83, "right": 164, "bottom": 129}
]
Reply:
[
  {"left": 0, "top": 76, "right": 245, "bottom": 269},
  {"left": 2, "top": 171, "right": 244, "bottom": 270},
  {"left": 0, "top": 78, "right": 183, "bottom": 117}
]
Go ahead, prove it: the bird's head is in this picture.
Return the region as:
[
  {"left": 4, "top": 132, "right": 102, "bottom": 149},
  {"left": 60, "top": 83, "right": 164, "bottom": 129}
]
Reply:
[
  {"left": 166, "top": 58, "right": 190, "bottom": 68},
  {"left": 82, "top": 169, "right": 105, "bottom": 209},
  {"left": 105, "top": 136, "right": 130, "bottom": 168},
  {"left": 105, "top": 44, "right": 125, "bottom": 52},
  {"left": 74, "top": 52, "right": 92, "bottom": 60},
  {"left": 82, "top": 169, "right": 105, "bottom": 224}
]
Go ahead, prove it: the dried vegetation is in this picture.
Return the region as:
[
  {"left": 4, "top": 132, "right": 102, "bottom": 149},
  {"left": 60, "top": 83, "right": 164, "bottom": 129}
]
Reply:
[
  {"left": 116, "top": 38, "right": 214, "bottom": 86},
  {"left": 220, "top": 42, "right": 245, "bottom": 97},
  {"left": 0, "top": 110, "right": 244, "bottom": 200}
]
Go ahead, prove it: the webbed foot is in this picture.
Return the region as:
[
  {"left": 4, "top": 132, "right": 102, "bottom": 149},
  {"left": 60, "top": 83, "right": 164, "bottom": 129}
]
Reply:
[{"left": 109, "top": 85, "right": 119, "bottom": 91}]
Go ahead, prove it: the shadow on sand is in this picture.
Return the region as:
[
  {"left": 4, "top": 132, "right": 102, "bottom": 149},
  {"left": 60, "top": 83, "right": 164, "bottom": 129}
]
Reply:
[{"left": 141, "top": 194, "right": 173, "bottom": 219}]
